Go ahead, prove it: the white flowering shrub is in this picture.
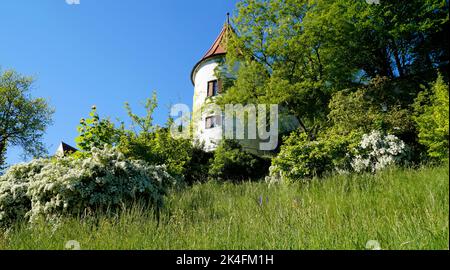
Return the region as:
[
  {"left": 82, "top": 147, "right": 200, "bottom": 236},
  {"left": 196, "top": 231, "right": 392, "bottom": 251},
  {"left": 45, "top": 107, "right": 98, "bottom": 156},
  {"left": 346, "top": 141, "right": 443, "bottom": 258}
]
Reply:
[
  {"left": 0, "top": 147, "right": 175, "bottom": 226},
  {"left": 351, "top": 131, "right": 408, "bottom": 173},
  {"left": 0, "top": 160, "right": 47, "bottom": 226}
]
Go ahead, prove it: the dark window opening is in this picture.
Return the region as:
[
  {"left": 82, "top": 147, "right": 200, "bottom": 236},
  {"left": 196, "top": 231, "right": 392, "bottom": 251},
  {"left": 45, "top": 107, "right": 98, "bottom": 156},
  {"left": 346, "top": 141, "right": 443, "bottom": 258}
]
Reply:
[
  {"left": 205, "top": 115, "right": 221, "bottom": 129},
  {"left": 207, "top": 79, "right": 222, "bottom": 97}
]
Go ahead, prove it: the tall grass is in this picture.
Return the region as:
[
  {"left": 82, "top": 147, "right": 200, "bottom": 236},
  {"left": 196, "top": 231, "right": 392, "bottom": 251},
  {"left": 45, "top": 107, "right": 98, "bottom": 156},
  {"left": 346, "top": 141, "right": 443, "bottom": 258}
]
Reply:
[{"left": 0, "top": 166, "right": 448, "bottom": 250}]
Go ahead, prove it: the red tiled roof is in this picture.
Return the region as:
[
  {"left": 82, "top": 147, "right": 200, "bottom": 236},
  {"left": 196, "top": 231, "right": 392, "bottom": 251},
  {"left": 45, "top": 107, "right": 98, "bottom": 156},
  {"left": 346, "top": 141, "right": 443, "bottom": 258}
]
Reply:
[
  {"left": 191, "top": 23, "right": 235, "bottom": 85},
  {"left": 201, "top": 24, "right": 231, "bottom": 60}
]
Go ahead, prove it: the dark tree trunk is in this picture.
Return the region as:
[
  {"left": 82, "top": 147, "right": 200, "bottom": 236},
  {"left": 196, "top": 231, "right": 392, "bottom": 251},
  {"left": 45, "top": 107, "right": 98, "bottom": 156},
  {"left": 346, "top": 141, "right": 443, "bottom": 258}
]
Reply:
[
  {"left": 392, "top": 42, "right": 405, "bottom": 77},
  {"left": 0, "top": 139, "right": 7, "bottom": 171}
]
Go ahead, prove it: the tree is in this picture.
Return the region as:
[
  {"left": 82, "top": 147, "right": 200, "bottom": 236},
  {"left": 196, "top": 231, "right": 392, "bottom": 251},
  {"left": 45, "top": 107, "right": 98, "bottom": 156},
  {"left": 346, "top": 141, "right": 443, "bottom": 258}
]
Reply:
[
  {"left": 0, "top": 145, "right": 6, "bottom": 173},
  {"left": 0, "top": 69, "right": 54, "bottom": 170},
  {"left": 353, "top": 0, "right": 449, "bottom": 79},
  {"left": 414, "top": 74, "right": 449, "bottom": 162},
  {"left": 327, "top": 76, "right": 415, "bottom": 139},
  {"left": 218, "top": 0, "right": 449, "bottom": 138},
  {"left": 75, "top": 106, "right": 124, "bottom": 151}
]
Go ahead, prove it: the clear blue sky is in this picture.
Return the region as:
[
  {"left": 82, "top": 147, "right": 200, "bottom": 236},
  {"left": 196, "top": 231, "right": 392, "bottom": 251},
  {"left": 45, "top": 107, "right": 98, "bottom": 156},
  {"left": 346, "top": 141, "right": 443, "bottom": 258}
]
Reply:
[{"left": 1, "top": 0, "right": 238, "bottom": 165}]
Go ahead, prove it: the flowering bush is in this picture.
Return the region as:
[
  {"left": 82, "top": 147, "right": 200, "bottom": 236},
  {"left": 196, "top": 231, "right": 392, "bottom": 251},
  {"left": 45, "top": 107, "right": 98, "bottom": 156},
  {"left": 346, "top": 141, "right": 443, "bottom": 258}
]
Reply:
[
  {"left": 267, "top": 131, "right": 361, "bottom": 183},
  {"left": 351, "top": 131, "right": 408, "bottom": 173},
  {"left": 0, "top": 159, "right": 47, "bottom": 226},
  {"left": 0, "top": 147, "right": 175, "bottom": 227},
  {"left": 267, "top": 130, "right": 409, "bottom": 183}
]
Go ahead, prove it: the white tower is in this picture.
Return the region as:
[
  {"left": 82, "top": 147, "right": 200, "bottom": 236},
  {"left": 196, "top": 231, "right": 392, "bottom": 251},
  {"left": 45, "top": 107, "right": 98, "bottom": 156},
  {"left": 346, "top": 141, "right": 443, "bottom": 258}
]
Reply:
[{"left": 191, "top": 20, "right": 233, "bottom": 151}]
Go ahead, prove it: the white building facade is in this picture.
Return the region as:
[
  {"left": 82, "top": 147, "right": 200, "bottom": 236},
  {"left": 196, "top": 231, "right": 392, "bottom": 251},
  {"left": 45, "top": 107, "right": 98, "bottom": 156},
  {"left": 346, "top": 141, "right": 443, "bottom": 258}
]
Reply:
[
  {"left": 191, "top": 23, "right": 232, "bottom": 151},
  {"left": 190, "top": 22, "right": 292, "bottom": 153}
]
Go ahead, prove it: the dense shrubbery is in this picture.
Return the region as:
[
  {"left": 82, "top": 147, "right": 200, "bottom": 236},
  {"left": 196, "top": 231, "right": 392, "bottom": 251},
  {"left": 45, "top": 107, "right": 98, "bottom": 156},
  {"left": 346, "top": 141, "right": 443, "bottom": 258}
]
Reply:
[
  {"left": 0, "top": 147, "right": 174, "bottom": 227},
  {"left": 268, "top": 130, "right": 409, "bottom": 182},
  {"left": 414, "top": 75, "right": 449, "bottom": 163},
  {"left": 268, "top": 131, "right": 361, "bottom": 182},
  {"left": 184, "top": 142, "right": 214, "bottom": 185},
  {"left": 327, "top": 77, "right": 416, "bottom": 138},
  {"left": 209, "top": 140, "right": 270, "bottom": 182},
  {"left": 0, "top": 159, "right": 47, "bottom": 225},
  {"left": 267, "top": 73, "right": 445, "bottom": 182},
  {"left": 74, "top": 95, "right": 212, "bottom": 185},
  {"left": 66, "top": 74, "right": 448, "bottom": 188},
  {"left": 119, "top": 127, "right": 193, "bottom": 181}
]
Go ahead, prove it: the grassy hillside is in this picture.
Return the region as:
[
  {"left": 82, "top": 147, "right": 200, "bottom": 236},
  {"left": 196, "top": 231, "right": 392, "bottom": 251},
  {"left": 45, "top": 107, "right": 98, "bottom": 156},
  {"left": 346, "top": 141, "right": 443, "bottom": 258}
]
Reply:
[{"left": 0, "top": 166, "right": 448, "bottom": 250}]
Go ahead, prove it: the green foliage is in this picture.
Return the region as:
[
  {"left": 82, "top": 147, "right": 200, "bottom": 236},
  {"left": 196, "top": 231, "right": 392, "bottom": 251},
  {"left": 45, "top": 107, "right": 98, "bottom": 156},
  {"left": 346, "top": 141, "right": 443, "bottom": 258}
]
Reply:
[
  {"left": 125, "top": 92, "right": 158, "bottom": 134},
  {"left": 218, "top": 0, "right": 448, "bottom": 137},
  {"left": 183, "top": 142, "right": 213, "bottom": 185},
  {"left": 354, "top": 0, "right": 449, "bottom": 78},
  {"left": 414, "top": 74, "right": 450, "bottom": 162},
  {"left": 209, "top": 140, "right": 270, "bottom": 182},
  {"left": 0, "top": 69, "right": 54, "bottom": 167},
  {"left": 327, "top": 76, "right": 415, "bottom": 137},
  {"left": 74, "top": 93, "right": 211, "bottom": 185},
  {"left": 270, "top": 130, "right": 361, "bottom": 181},
  {"left": 117, "top": 94, "right": 195, "bottom": 181},
  {"left": 0, "top": 147, "right": 175, "bottom": 227},
  {"left": 119, "top": 127, "right": 193, "bottom": 180},
  {"left": 75, "top": 106, "right": 124, "bottom": 151},
  {"left": 1, "top": 166, "right": 448, "bottom": 250},
  {"left": 269, "top": 75, "right": 417, "bottom": 182}
]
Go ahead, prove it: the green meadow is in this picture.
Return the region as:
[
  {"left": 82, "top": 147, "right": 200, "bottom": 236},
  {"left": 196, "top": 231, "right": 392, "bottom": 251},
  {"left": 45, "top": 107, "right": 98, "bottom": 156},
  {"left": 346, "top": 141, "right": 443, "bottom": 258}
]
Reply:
[{"left": 1, "top": 165, "right": 448, "bottom": 250}]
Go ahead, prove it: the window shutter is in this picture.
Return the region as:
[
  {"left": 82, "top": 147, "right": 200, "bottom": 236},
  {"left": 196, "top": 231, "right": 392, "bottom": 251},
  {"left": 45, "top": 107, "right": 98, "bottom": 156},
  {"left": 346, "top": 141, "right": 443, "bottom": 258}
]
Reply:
[
  {"left": 207, "top": 81, "right": 214, "bottom": 97},
  {"left": 218, "top": 79, "right": 223, "bottom": 94}
]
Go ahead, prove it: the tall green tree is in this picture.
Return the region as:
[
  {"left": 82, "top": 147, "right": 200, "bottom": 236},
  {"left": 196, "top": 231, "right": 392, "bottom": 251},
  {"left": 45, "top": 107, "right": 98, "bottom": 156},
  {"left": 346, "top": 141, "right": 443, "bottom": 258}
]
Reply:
[
  {"left": 414, "top": 74, "right": 449, "bottom": 162},
  {"left": 218, "top": 0, "right": 449, "bottom": 138},
  {"left": 0, "top": 70, "right": 54, "bottom": 170}
]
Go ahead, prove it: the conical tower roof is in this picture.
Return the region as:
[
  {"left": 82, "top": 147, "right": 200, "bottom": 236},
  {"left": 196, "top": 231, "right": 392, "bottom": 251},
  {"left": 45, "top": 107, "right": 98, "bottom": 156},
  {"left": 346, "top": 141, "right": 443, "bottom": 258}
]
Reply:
[
  {"left": 191, "top": 18, "right": 235, "bottom": 85},
  {"left": 200, "top": 23, "right": 233, "bottom": 61}
]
